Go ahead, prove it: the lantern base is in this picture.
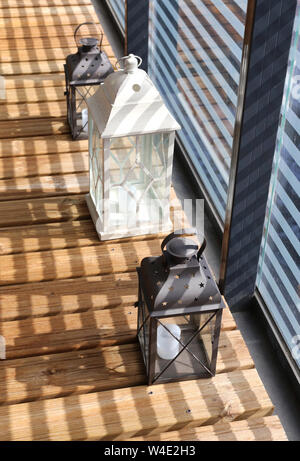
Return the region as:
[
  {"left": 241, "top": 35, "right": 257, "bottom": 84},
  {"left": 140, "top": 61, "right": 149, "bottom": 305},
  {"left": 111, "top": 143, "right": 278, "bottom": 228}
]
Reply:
[{"left": 86, "top": 194, "right": 173, "bottom": 240}]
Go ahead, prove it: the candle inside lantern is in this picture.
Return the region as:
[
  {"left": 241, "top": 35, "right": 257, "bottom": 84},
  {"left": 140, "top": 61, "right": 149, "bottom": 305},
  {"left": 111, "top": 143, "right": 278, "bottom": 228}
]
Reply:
[
  {"left": 109, "top": 185, "right": 149, "bottom": 227},
  {"left": 81, "top": 108, "right": 88, "bottom": 132},
  {"left": 157, "top": 324, "right": 181, "bottom": 360}
]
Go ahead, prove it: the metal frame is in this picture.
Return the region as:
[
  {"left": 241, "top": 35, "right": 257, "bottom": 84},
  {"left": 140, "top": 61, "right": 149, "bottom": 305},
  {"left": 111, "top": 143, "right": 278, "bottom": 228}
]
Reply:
[
  {"left": 144, "top": 309, "right": 222, "bottom": 386},
  {"left": 219, "top": 0, "right": 297, "bottom": 307}
]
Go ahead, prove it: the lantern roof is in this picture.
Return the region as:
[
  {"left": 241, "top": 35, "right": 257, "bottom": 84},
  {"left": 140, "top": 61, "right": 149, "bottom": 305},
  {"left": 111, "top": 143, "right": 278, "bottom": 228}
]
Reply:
[
  {"left": 65, "top": 47, "right": 114, "bottom": 86},
  {"left": 86, "top": 54, "right": 181, "bottom": 138},
  {"left": 139, "top": 233, "right": 225, "bottom": 318}
]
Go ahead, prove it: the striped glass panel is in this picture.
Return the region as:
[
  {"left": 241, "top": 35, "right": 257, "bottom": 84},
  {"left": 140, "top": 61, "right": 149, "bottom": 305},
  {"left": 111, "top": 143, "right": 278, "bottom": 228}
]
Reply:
[
  {"left": 148, "top": 0, "right": 248, "bottom": 222},
  {"left": 256, "top": 5, "right": 300, "bottom": 368},
  {"left": 105, "top": 0, "right": 126, "bottom": 33}
]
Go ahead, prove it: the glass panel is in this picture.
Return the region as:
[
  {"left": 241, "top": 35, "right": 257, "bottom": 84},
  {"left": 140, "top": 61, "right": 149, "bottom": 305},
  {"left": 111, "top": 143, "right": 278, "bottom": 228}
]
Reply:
[
  {"left": 75, "top": 85, "right": 98, "bottom": 137},
  {"left": 153, "top": 313, "right": 216, "bottom": 383},
  {"left": 107, "top": 134, "right": 171, "bottom": 231},
  {"left": 148, "top": 0, "right": 248, "bottom": 222},
  {"left": 105, "top": 0, "right": 125, "bottom": 34},
  {"left": 138, "top": 292, "right": 150, "bottom": 369},
  {"left": 89, "top": 118, "right": 103, "bottom": 214},
  {"left": 256, "top": 5, "right": 300, "bottom": 369},
  {"left": 88, "top": 116, "right": 95, "bottom": 202}
]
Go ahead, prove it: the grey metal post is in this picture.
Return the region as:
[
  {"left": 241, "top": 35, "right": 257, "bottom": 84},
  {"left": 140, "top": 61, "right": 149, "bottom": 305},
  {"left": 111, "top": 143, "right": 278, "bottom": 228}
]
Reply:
[{"left": 125, "top": 0, "right": 149, "bottom": 71}]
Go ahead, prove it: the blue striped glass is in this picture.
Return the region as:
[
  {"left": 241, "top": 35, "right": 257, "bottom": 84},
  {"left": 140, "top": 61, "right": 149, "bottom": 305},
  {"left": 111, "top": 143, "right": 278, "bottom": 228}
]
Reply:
[
  {"left": 105, "top": 0, "right": 126, "bottom": 33},
  {"left": 256, "top": 5, "right": 300, "bottom": 368},
  {"left": 148, "top": 0, "right": 248, "bottom": 222}
]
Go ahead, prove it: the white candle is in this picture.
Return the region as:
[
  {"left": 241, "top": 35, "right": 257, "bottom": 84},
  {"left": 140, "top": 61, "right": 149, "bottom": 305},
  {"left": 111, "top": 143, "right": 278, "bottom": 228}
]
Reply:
[
  {"left": 109, "top": 186, "right": 149, "bottom": 226},
  {"left": 157, "top": 324, "right": 181, "bottom": 360},
  {"left": 81, "top": 108, "right": 88, "bottom": 132}
]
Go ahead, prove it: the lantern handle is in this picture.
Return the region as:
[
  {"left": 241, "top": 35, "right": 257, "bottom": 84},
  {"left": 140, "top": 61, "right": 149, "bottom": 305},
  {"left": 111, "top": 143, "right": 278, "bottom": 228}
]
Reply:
[
  {"left": 115, "top": 55, "right": 143, "bottom": 70},
  {"left": 160, "top": 228, "right": 206, "bottom": 260},
  {"left": 74, "top": 22, "right": 103, "bottom": 50}
]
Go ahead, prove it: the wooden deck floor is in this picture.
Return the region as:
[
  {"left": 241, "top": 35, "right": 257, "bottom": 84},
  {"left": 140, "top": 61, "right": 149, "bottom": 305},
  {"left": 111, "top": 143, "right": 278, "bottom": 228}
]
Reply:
[{"left": 0, "top": 0, "right": 287, "bottom": 441}]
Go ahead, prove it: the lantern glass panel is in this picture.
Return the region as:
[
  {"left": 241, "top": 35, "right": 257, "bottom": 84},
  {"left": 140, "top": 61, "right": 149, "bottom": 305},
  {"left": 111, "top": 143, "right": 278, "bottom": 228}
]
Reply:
[
  {"left": 107, "top": 133, "right": 171, "bottom": 231},
  {"left": 89, "top": 117, "right": 103, "bottom": 213},
  {"left": 71, "top": 85, "right": 98, "bottom": 138},
  {"left": 153, "top": 312, "right": 216, "bottom": 383},
  {"left": 137, "top": 293, "right": 151, "bottom": 368}
]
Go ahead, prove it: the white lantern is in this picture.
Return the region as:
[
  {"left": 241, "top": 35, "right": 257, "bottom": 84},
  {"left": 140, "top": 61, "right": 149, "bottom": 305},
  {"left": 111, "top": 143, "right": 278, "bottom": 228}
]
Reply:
[{"left": 85, "top": 54, "right": 181, "bottom": 240}]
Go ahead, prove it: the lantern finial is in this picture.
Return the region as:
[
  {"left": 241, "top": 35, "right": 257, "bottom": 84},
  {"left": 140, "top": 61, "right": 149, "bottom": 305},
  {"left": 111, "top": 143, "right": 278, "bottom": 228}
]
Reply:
[{"left": 117, "top": 54, "right": 142, "bottom": 73}]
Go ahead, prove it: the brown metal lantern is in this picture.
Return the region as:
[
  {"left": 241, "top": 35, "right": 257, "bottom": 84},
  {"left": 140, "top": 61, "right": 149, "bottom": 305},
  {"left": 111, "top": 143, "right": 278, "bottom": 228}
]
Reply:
[
  {"left": 136, "top": 228, "right": 226, "bottom": 385},
  {"left": 64, "top": 22, "right": 114, "bottom": 140}
]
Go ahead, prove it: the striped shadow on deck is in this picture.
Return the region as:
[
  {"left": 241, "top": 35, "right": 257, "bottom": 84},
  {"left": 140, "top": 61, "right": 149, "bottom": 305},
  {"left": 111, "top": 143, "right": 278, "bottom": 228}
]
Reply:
[{"left": 0, "top": 0, "right": 288, "bottom": 441}]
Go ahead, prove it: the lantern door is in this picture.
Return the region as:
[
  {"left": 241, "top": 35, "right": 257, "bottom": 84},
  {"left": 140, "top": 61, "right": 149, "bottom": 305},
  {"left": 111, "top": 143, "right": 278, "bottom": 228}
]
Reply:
[
  {"left": 69, "top": 84, "right": 100, "bottom": 139},
  {"left": 88, "top": 115, "right": 104, "bottom": 218},
  {"left": 101, "top": 132, "right": 175, "bottom": 239},
  {"left": 149, "top": 310, "right": 222, "bottom": 384},
  {"left": 137, "top": 289, "right": 151, "bottom": 371}
]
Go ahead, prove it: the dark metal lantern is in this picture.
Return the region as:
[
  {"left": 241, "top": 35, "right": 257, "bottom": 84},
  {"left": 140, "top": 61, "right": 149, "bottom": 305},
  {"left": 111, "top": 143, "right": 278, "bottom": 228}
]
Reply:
[
  {"left": 64, "top": 22, "right": 114, "bottom": 139},
  {"left": 136, "top": 228, "right": 226, "bottom": 385}
]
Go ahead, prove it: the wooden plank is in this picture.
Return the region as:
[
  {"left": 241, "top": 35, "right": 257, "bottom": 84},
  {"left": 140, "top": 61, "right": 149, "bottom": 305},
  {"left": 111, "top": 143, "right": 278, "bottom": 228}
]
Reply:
[
  {"left": 130, "top": 416, "right": 288, "bottom": 441},
  {"left": 0, "top": 5, "right": 95, "bottom": 18},
  {"left": 0, "top": 117, "right": 69, "bottom": 138},
  {"left": 0, "top": 171, "right": 88, "bottom": 200},
  {"left": 0, "top": 238, "right": 161, "bottom": 285},
  {"left": 0, "top": 44, "right": 114, "bottom": 63},
  {"left": 0, "top": 134, "right": 133, "bottom": 157},
  {"left": 0, "top": 186, "right": 183, "bottom": 226},
  {"left": 0, "top": 272, "right": 138, "bottom": 321},
  {"left": 3, "top": 74, "right": 66, "bottom": 89},
  {"left": 0, "top": 343, "right": 145, "bottom": 404},
  {"left": 0, "top": 368, "right": 274, "bottom": 441},
  {"left": 0, "top": 169, "right": 185, "bottom": 202},
  {"left": 0, "top": 219, "right": 169, "bottom": 256},
  {"left": 0, "top": 194, "right": 88, "bottom": 227},
  {"left": 0, "top": 305, "right": 138, "bottom": 358},
  {"left": 0, "top": 24, "right": 102, "bottom": 40},
  {"left": 0, "top": 0, "right": 91, "bottom": 7},
  {"left": 0, "top": 330, "right": 253, "bottom": 406},
  {"left": 0, "top": 35, "right": 110, "bottom": 51},
  {"left": 0, "top": 85, "right": 65, "bottom": 103},
  {"left": 0, "top": 100, "right": 66, "bottom": 120},
  {"left": 0, "top": 134, "right": 86, "bottom": 157},
  {"left": 0, "top": 60, "right": 66, "bottom": 76},
  {"left": 0, "top": 152, "right": 88, "bottom": 179},
  {"left": 0, "top": 14, "right": 98, "bottom": 28},
  {"left": 0, "top": 117, "right": 140, "bottom": 139}
]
